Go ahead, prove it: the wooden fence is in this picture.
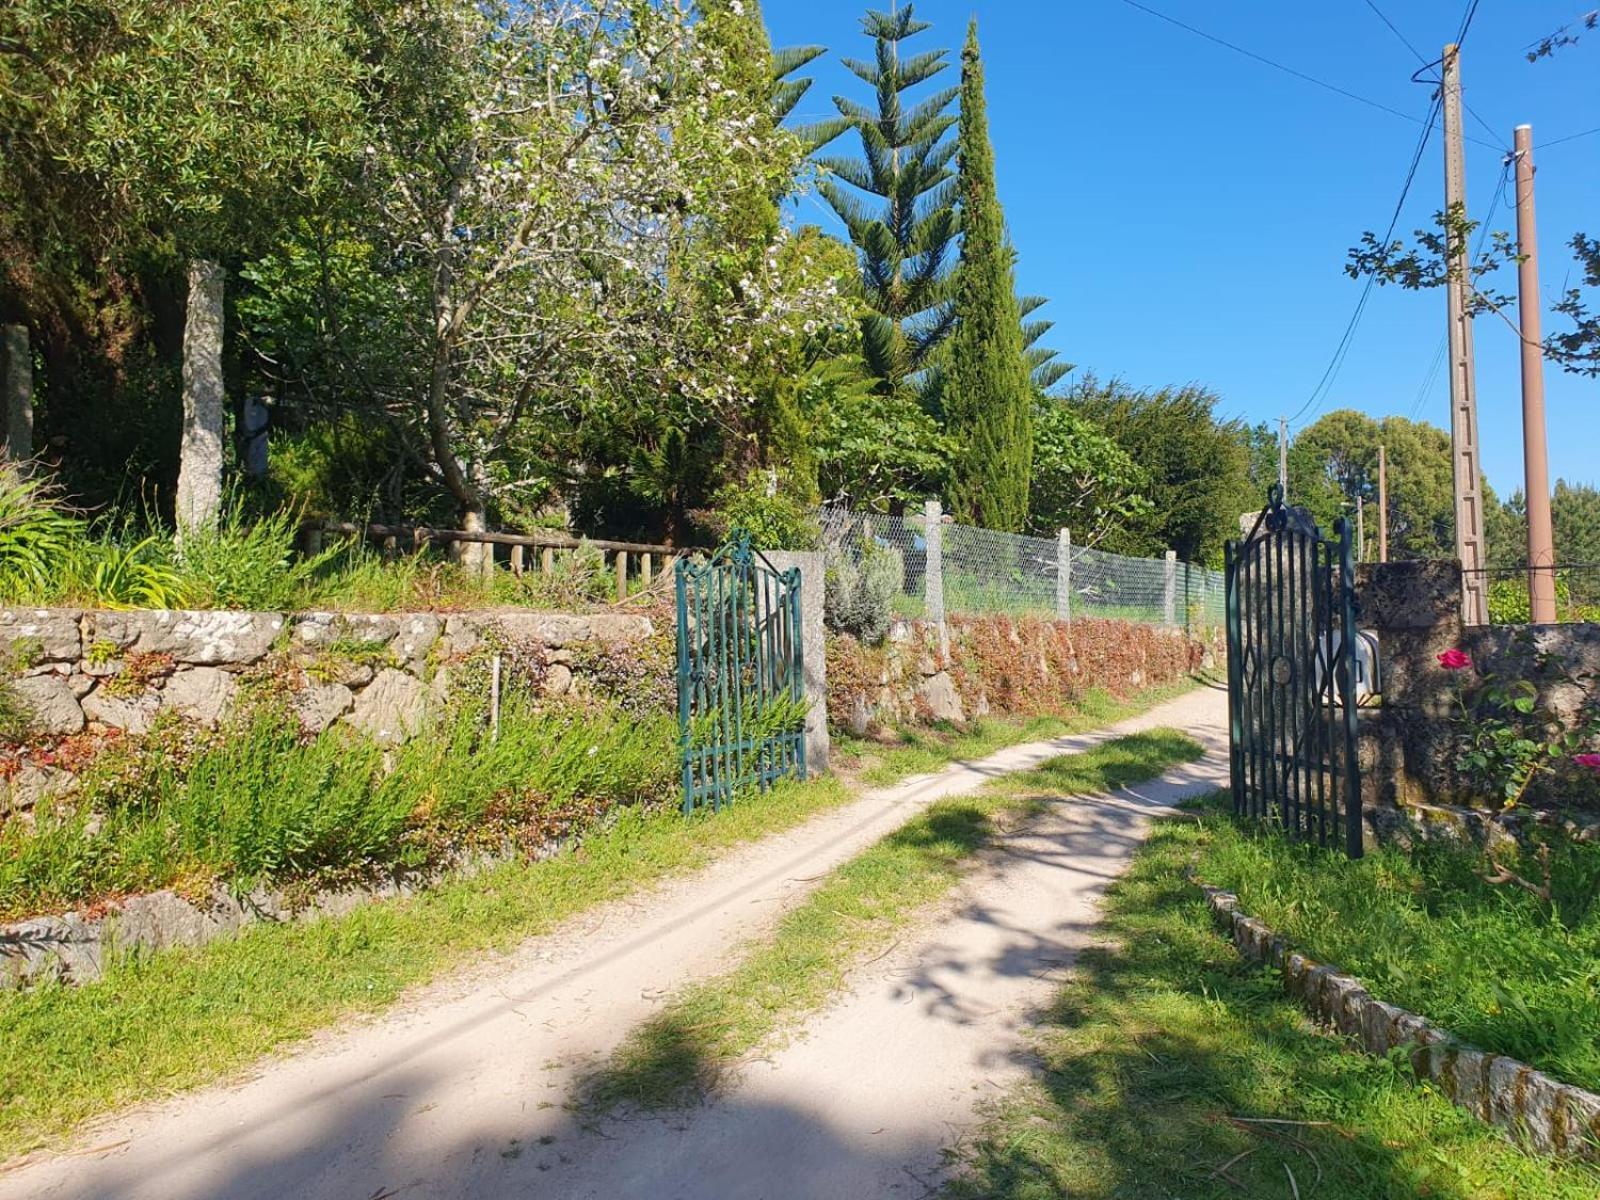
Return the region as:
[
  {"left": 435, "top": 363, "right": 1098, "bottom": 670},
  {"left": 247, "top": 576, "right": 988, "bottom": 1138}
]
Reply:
[{"left": 303, "top": 520, "right": 695, "bottom": 602}]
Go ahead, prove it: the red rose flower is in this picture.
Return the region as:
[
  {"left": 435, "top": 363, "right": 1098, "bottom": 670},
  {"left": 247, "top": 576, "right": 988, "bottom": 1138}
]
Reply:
[{"left": 1437, "top": 649, "right": 1472, "bottom": 671}]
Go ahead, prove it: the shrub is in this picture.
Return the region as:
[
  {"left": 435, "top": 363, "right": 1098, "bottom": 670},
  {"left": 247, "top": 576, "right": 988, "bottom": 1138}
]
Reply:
[
  {"left": 700, "top": 472, "right": 820, "bottom": 551},
  {"left": 177, "top": 502, "right": 338, "bottom": 610},
  {"left": 0, "top": 467, "right": 84, "bottom": 604},
  {"left": 824, "top": 537, "right": 903, "bottom": 645}
]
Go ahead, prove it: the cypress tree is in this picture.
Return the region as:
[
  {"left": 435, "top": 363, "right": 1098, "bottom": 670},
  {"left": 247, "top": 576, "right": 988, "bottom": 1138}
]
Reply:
[
  {"left": 944, "top": 19, "right": 1033, "bottom": 531},
  {"left": 818, "top": 5, "right": 958, "bottom": 400}
]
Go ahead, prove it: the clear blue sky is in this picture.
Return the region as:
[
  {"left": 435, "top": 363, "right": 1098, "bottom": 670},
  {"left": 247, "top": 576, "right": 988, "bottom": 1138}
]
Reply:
[{"left": 763, "top": 0, "right": 1599, "bottom": 496}]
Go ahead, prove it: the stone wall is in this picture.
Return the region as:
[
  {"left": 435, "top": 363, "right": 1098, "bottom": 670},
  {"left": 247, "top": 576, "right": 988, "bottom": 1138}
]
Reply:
[
  {"left": 1205, "top": 884, "right": 1600, "bottom": 1162},
  {"left": 0, "top": 607, "right": 658, "bottom": 817},
  {"left": 1354, "top": 562, "right": 1600, "bottom": 819},
  {"left": 828, "top": 613, "right": 1221, "bottom": 736}
]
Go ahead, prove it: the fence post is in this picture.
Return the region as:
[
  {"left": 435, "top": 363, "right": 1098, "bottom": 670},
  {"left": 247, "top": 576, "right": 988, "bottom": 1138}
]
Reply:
[
  {"left": 1163, "top": 549, "right": 1178, "bottom": 627},
  {"left": 3, "top": 324, "right": 34, "bottom": 463},
  {"left": 924, "top": 499, "right": 947, "bottom": 653},
  {"left": 1055, "top": 528, "right": 1072, "bottom": 624},
  {"left": 615, "top": 550, "right": 629, "bottom": 601}
]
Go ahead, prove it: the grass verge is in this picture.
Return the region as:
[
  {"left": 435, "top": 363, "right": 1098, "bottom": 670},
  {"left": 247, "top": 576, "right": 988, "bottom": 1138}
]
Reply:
[
  {"left": 581, "top": 729, "right": 1204, "bottom": 1112},
  {"left": 833, "top": 680, "right": 1201, "bottom": 788},
  {"left": 0, "top": 775, "right": 854, "bottom": 1161},
  {"left": 1192, "top": 795, "right": 1600, "bottom": 1093},
  {"left": 946, "top": 796, "right": 1600, "bottom": 1200}
]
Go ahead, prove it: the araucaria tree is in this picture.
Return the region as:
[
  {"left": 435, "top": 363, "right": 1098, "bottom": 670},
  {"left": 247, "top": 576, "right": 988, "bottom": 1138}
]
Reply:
[
  {"left": 818, "top": 4, "right": 958, "bottom": 401},
  {"left": 943, "top": 20, "right": 1033, "bottom": 532}
]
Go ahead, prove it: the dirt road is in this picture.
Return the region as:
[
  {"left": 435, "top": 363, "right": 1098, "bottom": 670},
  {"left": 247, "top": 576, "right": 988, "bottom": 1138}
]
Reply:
[{"left": 0, "top": 686, "right": 1227, "bottom": 1200}]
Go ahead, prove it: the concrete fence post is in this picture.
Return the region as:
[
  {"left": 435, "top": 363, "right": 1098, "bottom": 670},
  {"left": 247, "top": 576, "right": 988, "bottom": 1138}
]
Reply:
[
  {"left": 923, "top": 498, "right": 947, "bottom": 654},
  {"left": 1163, "top": 549, "right": 1178, "bottom": 627},
  {"left": 1056, "top": 527, "right": 1072, "bottom": 624},
  {"left": 2, "top": 324, "right": 33, "bottom": 464}
]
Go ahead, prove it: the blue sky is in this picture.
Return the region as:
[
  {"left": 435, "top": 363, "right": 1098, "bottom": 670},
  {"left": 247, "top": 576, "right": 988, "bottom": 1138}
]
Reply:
[{"left": 763, "top": 0, "right": 1599, "bottom": 496}]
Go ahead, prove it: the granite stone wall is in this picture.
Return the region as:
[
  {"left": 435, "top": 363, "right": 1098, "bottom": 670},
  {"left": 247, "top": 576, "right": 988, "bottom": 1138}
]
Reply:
[
  {"left": 1354, "top": 562, "right": 1600, "bottom": 824},
  {"left": 0, "top": 607, "right": 658, "bottom": 817}
]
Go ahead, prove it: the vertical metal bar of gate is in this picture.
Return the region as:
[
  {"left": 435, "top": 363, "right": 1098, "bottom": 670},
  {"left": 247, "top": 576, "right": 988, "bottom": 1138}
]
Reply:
[
  {"left": 1225, "top": 540, "right": 1243, "bottom": 807},
  {"left": 1336, "top": 518, "right": 1364, "bottom": 857}
]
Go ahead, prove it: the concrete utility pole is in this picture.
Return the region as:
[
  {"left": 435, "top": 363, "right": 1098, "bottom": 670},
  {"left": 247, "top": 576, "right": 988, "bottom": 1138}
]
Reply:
[
  {"left": 1442, "top": 44, "right": 1489, "bottom": 625},
  {"left": 1513, "top": 123, "right": 1557, "bottom": 624},
  {"left": 1277, "top": 416, "right": 1289, "bottom": 500},
  {"left": 1377, "top": 443, "right": 1389, "bottom": 562}
]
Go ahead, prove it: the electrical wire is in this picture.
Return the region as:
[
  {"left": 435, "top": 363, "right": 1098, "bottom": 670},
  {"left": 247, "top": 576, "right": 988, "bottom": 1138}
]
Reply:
[
  {"left": 1543, "top": 125, "right": 1600, "bottom": 149},
  {"left": 1286, "top": 93, "right": 1440, "bottom": 428},
  {"left": 1362, "top": 0, "right": 1503, "bottom": 145},
  {"left": 1288, "top": 0, "right": 1493, "bottom": 431},
  {"left": 1110, "top": 0, "right": 1499, "bottom": 148}
]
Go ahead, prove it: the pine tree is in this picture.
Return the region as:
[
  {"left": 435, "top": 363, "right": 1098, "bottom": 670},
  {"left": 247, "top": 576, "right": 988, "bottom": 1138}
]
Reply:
[
  {"left": 818, "top": 5, "right": 959, "bottom": 400},
  {"left": 943, "top": 19, "right": 1033, "bottom": 532}
]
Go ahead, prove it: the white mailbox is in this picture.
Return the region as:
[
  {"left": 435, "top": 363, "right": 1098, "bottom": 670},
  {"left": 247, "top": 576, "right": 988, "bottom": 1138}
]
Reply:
[{"left": 1314, "top": 629, "right": 1381, "bottom": 704}]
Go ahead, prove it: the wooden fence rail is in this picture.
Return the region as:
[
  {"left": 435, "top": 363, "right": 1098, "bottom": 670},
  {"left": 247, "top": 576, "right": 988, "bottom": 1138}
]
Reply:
[{"left": 302, "top": 520, "right": 698, "bottom": 602}]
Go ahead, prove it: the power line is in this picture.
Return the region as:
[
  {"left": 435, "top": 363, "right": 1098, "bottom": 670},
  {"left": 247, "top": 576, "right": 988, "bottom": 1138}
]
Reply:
[
  {"left": 1287, "top": 92, "right": 1441, "bottom": 428},
  {"left": 1111, "top": 0, "right": 1499, "bottom": 147},
  {"left": 1543, "top": 124, "right": 1600, "bottom": 149},
  {"left": 1361, "top": 0, "right": 1503, "bottom": 145}
]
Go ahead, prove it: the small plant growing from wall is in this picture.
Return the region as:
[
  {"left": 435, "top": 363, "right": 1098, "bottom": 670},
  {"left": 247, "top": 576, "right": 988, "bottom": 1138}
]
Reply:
[{"left": 824, "top": 537, "right": 903, "bottom": 645}]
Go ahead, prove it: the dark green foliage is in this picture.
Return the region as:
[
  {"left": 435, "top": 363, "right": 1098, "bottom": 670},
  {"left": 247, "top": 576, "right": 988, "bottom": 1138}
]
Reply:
[
  {"left": 943, "top": 21, "right": 1033, "bottom": 533},
  {"left": 1027, "top": 399, "right": 1152, "bottom": 545},
  {"left": 1071, "top": 375, "right": 1253, "bottom": 565},
  {"left": 818, "top": 4, "right": 958, "bottom": 400}
]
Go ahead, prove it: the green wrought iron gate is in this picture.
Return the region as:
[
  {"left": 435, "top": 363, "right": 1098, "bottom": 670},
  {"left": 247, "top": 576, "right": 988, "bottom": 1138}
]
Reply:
[
  {"left": 676, "top": 535, "right": 806, "bottom": 813},
  {"left": 1225, "top": 487, "right": 1364, "bottom": 856}
]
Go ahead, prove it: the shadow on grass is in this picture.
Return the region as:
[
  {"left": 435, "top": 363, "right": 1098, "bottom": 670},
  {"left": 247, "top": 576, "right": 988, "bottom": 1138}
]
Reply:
[{"left": 945, "top": 817, "right": 1600, "bottom": 1200}]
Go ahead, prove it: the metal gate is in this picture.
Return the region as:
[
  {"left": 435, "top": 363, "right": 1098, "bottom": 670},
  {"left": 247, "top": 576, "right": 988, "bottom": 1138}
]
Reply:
[
  {"left": 675, "top": 534, "right": 806, "bottom": 813},
  {"left": 1225, "top": 486, "right": 1363, "bottom": 856}
]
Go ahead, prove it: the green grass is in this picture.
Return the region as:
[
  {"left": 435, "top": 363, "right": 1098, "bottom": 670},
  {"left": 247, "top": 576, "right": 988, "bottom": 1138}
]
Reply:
[
  {"left": 945, "top": 800, "right": 1600, "bottom": 1200},
  {"left": 582, "top": 729, "right": 1205, "bottom": 1112},
  {"left": 1192, "top": 797, "right": 1600, "bottom": 1094},
  {"left": 0, "top": 696, "right": 677, "bottom": 920},
  {"left": 835, "top": 682, "right": 1198, "bottom": 789},
  {"left": 0, "top": 774, "right": 854, "bottom": 1160}
]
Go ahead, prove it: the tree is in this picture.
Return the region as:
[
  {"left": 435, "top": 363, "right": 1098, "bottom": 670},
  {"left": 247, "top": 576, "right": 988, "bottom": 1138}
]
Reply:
[
  {"left": 1020, "top": 294, "right": 1072, "bottom": 394},
  {"left": 311, "top": 1, "right": 843, "bottom": 540},
  {"left": 942, "top": 20, "right": 1033, "bottom": 532},
  {"left": 1027, "top": 399, "right": 1151, "bottom": 547},
  {"left": 1070, "top": 375, "right": 1251, "bottom": 565},
  {"left": 1287, "top": 410, "right": 1457, "bottom": 560},
  {"left": 0, "top": 0, "right": 372, "bottom": 529},
  {"left": 818, "top": 4, "right": 959, "bottom": 402}
]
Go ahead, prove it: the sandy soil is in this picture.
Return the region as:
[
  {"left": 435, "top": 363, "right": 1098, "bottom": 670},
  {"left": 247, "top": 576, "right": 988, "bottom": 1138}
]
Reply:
[{"left": 0, "top": 686, "right": 1227, "bottom": 1200}]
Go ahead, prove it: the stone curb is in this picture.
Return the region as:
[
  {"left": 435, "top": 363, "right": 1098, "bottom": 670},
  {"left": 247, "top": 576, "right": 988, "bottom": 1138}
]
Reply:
[{"left": 1200, "top": 884, "right": 1600, "bottom": 1162}]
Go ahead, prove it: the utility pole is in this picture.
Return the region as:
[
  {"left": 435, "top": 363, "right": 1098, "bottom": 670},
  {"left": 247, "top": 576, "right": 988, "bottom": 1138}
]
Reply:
[
  {"left": 1377, "top": 443, "right": 1389, "bottom": 562},
  {"left": 1357, "top": 496, "right": 1366, "bottom": 562},
  {"left": 1514, "top": 123, "right": 1557, "bottom": 624},
  {"left": 1442, "top": 43, "right": 1488, "bottom": 625},
  {"left": 1277, "top": 416, "right": 1289, "bottom": 501}
]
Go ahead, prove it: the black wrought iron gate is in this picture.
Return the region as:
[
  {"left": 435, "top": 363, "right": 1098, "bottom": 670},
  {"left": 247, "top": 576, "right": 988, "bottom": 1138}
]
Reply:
[
  {"left": 1225, "top": 487, "right": 1364, "bottom": 856},
  {"left": 675, "top": 535, "right": 806, "bottom": 813}
]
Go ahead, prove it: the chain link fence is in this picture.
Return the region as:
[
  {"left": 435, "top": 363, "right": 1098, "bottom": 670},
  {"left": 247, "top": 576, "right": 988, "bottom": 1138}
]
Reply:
[{"left": 818, "top": 503, "right": 1225, "bottom": 630}]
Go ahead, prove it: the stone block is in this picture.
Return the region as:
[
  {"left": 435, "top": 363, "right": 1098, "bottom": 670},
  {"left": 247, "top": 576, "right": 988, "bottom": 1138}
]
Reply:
[
  {"left": 1360, "top": 999, "right": 1405, "bottom": 1055},
  {"left": 0, "top": 761, "right": 77, "bottom": 816},
  {"left": 91, "top": 610, "right": 284, "bottom": 665},
  {"left": 82, "top": 688, "right": 161, "bottom": 734},
  {"left": 392, "top": 614, "right": 441, "bottom": 665},
  {"left": 0, "top": 608, "right": 82, "bottom": 661},
  {"left": 915, "top": 671, "right": 964, "bottom": 724},
  {"left": 161, "top": 666, "right": 238, "bottom": 726},
  {"left": 11, "top": 673, "right": 85, "bottom": 735},
  {"left": 1355, "top": 561, "right": 1464, "bottom": 633},
  {"left": 294, "top": 682, "right": 355, "bottom": 734},
  {"left": 345, "top": 668, "right": 436, "bottom": 745}
]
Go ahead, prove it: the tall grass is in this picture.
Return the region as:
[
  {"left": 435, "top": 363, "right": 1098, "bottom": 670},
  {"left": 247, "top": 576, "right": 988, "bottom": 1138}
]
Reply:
[{"left": 0, "top": 695, "right": 677, "bottom": 920}]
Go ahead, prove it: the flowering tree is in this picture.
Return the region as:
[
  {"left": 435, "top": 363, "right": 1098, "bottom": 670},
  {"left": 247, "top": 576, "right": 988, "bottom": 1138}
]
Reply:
[{"left": 336, "top": 0, "right": 845, "bottom": 541}]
